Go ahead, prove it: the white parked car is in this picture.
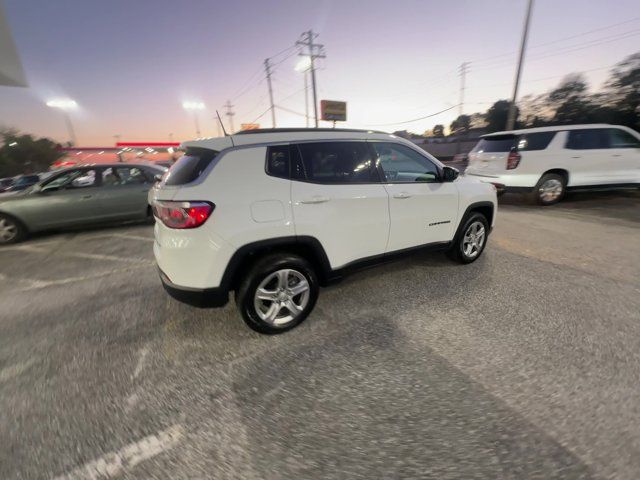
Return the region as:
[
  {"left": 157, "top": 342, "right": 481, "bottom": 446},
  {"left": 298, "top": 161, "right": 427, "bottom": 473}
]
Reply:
[
  {"left": 466, "top": 124, "right": 640, "bottom": 205},
  {"left": 150, "top": 129, "right": 497, "bottom": 333}
]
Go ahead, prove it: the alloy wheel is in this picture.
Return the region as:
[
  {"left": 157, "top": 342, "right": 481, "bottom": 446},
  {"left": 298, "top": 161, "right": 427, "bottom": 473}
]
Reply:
[
  {"left": 253, "top": 269, "right": 310, "bottom": 326},
  {"left": 0, "top": 217, "right": 17, "bottom": 243},
  {"left": 462, "top": 221, "right": 486, "bottom": 259},
  {"left": 539, "top": 178, "right": 563, "bottom": 203}
]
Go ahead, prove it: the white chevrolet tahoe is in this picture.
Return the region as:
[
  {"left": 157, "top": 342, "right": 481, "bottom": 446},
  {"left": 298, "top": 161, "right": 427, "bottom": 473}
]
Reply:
[
  {"left": 150, "top": 129, "right": 497, "bottom": 333},
  {"left": 466, "top": 124, "right": 640, "bottom": 205}
]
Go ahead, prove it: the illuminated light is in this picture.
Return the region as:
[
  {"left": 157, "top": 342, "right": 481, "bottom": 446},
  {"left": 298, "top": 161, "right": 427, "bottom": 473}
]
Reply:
[
  {"left": 182, "top": 101, "right": 205, "bottom": 110},
  {"left": 167, "top": 147, "right": 174, "bottom": 154},
  {"left": 98, "top": 151, "right": 104, "bottom": 154},
  {"left": 76, "top": 151, "right": 83, "bottom": 155},
  {"left": 295, "top": 57, "right": 311, "bottom": 72},
  {"left": 46, "top": 99, "right": 78, "bottom": 110},
  {"left": 8, "top": 142, "right": 17, "bottom": 146}
]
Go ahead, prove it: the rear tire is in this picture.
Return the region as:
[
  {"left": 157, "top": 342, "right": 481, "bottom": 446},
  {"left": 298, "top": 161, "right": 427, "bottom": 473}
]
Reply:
[
  {"left": 236, "top": 253, "right": 319, "bottom": 334},
  {"left": 447, "top": 212, "right": 489, "bottom": 264},
  {"left": 533, "top": 173, "right": 566, "bottom": 205},
  {"left": 0, "top": 213, "right": 26, "bottom": 244}
]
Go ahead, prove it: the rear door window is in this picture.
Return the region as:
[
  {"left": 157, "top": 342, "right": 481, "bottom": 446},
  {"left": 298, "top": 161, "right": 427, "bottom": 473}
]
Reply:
[
  {"left": 293, "top": 141, "right": 375, "bottom": 184},
  {"left": 472, "top": 135, "right": 516, "bottom": 153},
  {"left": 565, "top": 129, "right": 610, "bottom": 150},
  {"left": 164, "top": 148, "right": 218, "bottom": 186}
]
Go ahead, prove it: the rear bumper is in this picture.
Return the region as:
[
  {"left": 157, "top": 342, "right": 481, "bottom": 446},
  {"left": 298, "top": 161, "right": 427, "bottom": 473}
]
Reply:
[{"left": 159, "top": 269, "right": 229, "bottom": 308}]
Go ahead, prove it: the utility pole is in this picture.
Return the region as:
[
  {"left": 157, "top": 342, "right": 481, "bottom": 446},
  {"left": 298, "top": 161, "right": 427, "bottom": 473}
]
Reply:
[
  {"left": 114, "top": 134, "right": 123, "bottom": 162},
  {"left": 224, "top": 100, "right": 235, "bottom": 134},
  {"left": 507, "top": 0, "right": 534, "bottom": 130},
  {"left": 304, "top": 70, "right": 309, "bottom": 128},
  {"left": 63, "top": 112, "right": 77, "bottom": 146},
  {"left": 297, "top": 30, "right": 325, "bottom": 128},
  {"left": 264, "top": 58, "right": 277, "bottom": 128},
  {"left": 458, "top": 62, "right": 469, "bottom": 117}
]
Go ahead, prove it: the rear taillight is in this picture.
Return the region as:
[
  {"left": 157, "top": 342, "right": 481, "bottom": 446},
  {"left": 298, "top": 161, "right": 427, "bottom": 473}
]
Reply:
[
  {"left": 506, "top": 149, "right": 521, "bottom": 170},
  {"left": 153, "top": 201, "right": 214, "bottom": 229}
]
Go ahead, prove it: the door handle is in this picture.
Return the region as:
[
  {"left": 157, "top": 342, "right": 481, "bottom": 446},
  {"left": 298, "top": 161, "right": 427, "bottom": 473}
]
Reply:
[
  {"left": 300, "top": 196, "right": 330, "bottom": 204},
  {"left": 612, "top": 154, "right": 622, "bottom": 157},
  {"left": 571, "top": 156, "right": 581, "bottom": 159},
  {"left": 81, "top": 195, "right": 92, "bottom": 199},
  {"left": 393, "top": 192, "right": 412, "bottom": 199}
]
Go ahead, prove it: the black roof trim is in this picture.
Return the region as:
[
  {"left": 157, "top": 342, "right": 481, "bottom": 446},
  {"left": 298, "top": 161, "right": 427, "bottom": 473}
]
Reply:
[{"left": 233, "top": 128, "right": 387, "bottom": 135}]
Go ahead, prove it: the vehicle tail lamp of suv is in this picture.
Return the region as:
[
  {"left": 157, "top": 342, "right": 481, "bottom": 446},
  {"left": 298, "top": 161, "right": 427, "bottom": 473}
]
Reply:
[
  {"left": 153, "top": 200, "right": 214, "bottom": 229},
  {"left": 506, "top": 149, "right": 521, "bottom": 170}
]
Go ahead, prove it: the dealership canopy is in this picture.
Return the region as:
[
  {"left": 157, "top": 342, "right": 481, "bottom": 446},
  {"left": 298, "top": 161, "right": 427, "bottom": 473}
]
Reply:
[{"left": 0, "top": 0, "right": 27, "bottom": 87}]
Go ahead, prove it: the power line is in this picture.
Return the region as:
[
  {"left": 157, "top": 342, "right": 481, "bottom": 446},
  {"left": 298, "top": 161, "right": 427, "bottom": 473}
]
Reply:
[
  {"left": 473, "top": 28, "right": 640, "bottom": 72},
  {"left": 275, "top": 105, "right": 307, "bottom": 117},
  {"left": 365, "top": 104, "right": 460, "bottom": 127},
  {"left": 458, "top": 62, "right": 470, "bottom": 117},
  {"left": 472, "top": 16, "right": 640, "bottom": 65}
]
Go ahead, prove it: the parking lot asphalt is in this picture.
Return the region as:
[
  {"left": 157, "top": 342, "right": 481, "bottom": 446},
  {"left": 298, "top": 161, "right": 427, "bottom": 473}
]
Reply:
[{"left": 1, "top": 190, "right": 639, "bottom": 480}]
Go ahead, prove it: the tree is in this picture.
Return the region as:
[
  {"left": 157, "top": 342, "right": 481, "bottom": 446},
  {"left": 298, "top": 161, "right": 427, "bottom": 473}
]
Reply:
[
  {"left": 449, "top": 115, "right": 471, "bottom": 135},
  {"left": 0, "top": 129, "right": 65, "bottom": 177},
  {"left": 485, "top": 100, "right": 517, "bottom": 132},
  {"left": 547, "top": 74, "right": 593, "bottom": 125},
  {"left": 604, "top": 52, "right": 640, "bottom": 130},
  {"left": 432, "top": 124, "right": 445, "bottom": 137}
]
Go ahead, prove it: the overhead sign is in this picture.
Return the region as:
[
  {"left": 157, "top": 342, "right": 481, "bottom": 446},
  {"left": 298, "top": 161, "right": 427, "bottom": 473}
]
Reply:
[
  {"left": 321, "top": 100, "right": 347, "bottom": 122},
  {"left": 240, "top": 123, "right": 260, "bottom": 131}
]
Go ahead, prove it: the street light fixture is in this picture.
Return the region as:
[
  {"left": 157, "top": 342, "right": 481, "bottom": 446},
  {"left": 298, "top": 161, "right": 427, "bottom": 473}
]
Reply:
[
  {"left": 182, "top": 101, "right": 205, "bottom": 137},
  {"left": 46, "top": 98, "right": 78, "bottom": 145}
]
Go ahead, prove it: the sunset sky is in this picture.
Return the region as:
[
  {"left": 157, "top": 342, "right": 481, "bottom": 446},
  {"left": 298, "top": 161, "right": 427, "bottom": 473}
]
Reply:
[{"left": 1, "top": 0, "right": 639, "bottom": 146}]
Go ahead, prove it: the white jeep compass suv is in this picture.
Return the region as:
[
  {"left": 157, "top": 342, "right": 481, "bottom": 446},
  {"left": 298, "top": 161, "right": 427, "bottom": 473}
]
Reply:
[
  {"left": 466, "top": 124, "right": 640, "bottom": 205},
  {"left": 150, "top": 129, "right": 497, "bottom": 333}
]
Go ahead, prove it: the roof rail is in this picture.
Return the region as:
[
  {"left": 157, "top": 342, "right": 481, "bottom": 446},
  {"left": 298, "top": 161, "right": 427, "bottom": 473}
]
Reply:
[{"left": 233, "top": 127, "right": 387, "bottom": 135}]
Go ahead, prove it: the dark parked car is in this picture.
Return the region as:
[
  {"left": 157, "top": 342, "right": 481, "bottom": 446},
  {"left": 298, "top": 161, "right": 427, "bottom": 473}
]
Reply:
[
  {"left": 0, "top": 163, "right": 165, "bottom": 244},
  {"left": 0, "top": 177, "right": 15, "bottom": 193},
  {"left": 4, "top": 174, "right": 40, "bottom": 192}
]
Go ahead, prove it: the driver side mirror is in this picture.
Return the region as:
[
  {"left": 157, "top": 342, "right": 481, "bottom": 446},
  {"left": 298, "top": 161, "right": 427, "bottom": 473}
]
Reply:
[
  {"left": 442, "top": 165, "right": 459, "bottom": 182},
  {"left": 154, "top": 173, "right": 163, "bottom": 183}
]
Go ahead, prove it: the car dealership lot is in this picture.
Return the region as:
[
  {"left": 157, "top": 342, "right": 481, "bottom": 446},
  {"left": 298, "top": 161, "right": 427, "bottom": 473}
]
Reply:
[{"left": 1, "top": 191, "right": 639, "bottom": 480}]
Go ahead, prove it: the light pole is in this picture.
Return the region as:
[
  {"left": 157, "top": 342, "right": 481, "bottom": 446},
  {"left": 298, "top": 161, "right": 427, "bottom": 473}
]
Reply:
[
  {"left": 182, "top": 101, "right": 205, "bottom": 137},
  {"left": 295, "top": 57, "right": 312, "bottom": 128},
  {"left": 46, "top": 99, "right": 78, "bottom": 145}
]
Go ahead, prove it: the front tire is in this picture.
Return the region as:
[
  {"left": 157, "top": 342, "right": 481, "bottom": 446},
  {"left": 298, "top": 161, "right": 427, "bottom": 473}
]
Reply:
[
  {"left": 0, "top": 214, "right": 26, "bottom": 244},
  {"left": 533, "top": 173, "right": 566, "bottom": 205},
  {"left": 236, "top": 253, "right": 319, "bottom": 334},
  {"left": 447, "top": 213, "right": 489, "bottom": 264}
]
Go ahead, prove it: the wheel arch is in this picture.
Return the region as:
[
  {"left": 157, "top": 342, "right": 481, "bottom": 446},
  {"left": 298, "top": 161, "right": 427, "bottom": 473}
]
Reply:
[
  {"left": 453, "top": 201, "right": 494, "bottom": 243},
  {"left": 221, "top": 236, "right": 332, "bottom": 291},
  {"left": 540, "top": 168, "right": 569, "bottom": 186},
  {"left": 0, "top": 209, "right": 29, "bottom": 232}
]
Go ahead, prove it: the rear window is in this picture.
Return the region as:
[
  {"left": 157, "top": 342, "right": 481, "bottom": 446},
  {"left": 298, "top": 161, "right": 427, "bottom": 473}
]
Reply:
[
  {"left": 472, "top": 135, "right": 516, "bottom": 153},
  {"left": 164, "top": 148, "right": 218, "bottom": 186}
]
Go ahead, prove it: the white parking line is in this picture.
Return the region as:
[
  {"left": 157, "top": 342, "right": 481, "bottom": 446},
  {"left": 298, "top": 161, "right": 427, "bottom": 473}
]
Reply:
[
  {"left": 20, "top": 266, "right": 147, "bottom": 291},
  {"left": 67, "top": 252, "right": 154, "bottom": 265},
  {"left": 108, "top": 233, "right": 154, "bottom": 242},
  {"left": 53, "top": 424, "right": 184, "bottom": 480},
  {"left": 132, "top": 345, "right": 150, "bottom": 379},
  {"left": 0, "top": 358, "right": 36, "bottom": 384}
]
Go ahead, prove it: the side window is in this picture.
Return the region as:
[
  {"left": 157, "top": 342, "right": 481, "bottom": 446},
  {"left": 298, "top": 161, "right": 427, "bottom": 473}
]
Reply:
[
  {"left": 102, "top": 167, "right": 148, "bottom": 186},
  {"left": 294, "top": 142, "right": 374, "bottom": 183},
  {"left": 70, "top": 169, "right": 97, "bottom": 188},
  {"left": 43, "top": 169, "right": 98, "bottom": 190},
  {"left": 372, "top": 142, "right": 439, "bottom": 183},
  {"left": 266, "top": 145, "right": 289, "bottom": 179},
  {"left": 609, "top": 129, "right": 640, "bottom": 148},
  {"left": 566, "top": 129, "right": 610, "bottom": 150},
  {"left": 517, "top": 132, "right": 555, "bottom": 151}
]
